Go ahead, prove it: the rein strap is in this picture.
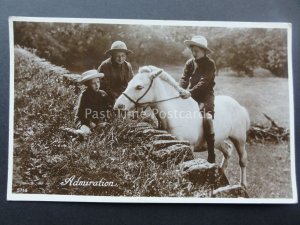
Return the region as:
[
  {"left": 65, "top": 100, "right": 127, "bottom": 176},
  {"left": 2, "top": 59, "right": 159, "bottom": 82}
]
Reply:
[{"left": 122, "top": 70, "right": 181, "bottom": 107}]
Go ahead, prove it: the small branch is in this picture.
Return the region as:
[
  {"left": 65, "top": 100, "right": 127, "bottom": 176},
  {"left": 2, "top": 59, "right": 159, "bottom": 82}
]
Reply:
[
  {"left": 263, "top": 113, "right": 279, "bottom": 128},
  {"left": 248, "top": 114, "right": 289, "bottom": 143}
]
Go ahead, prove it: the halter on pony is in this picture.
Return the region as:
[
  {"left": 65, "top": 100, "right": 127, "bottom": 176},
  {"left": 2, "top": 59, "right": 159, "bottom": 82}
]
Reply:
[{"left": 121, "top": 69, "right": 181, "bottom": 107}]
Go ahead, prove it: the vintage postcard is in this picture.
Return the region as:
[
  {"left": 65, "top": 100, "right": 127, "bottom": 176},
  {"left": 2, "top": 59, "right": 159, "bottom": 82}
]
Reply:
[{"left": 7, "top": 17, "right": 297, "bottom": 203}]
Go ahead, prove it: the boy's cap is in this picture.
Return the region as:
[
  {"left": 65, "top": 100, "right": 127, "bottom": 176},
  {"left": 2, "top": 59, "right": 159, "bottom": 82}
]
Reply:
[
  {"left": 105, "top": 41, "right": 134, "bottom": 55},
  {"left": 184, "top": 35, "right": 213, "bottom": 53},
  {"left": 79, "top": 70, "right": 104, "bottom": 84}
]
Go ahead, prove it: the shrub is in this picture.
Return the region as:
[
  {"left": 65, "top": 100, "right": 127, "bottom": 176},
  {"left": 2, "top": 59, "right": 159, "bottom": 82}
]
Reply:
[{"left": 14, "top": 22, "right": 288, "bottom": 77}]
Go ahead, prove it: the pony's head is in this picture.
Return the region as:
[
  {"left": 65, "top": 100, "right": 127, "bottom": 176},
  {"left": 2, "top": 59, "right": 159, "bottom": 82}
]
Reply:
[{"left": 114, "top": 65, "right": 163, "bottom": 110}]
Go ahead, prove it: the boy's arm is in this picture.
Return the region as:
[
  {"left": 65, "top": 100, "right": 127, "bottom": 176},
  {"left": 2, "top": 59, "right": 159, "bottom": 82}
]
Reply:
[
  {"left": 121, "top": 62, "right": 134, "bottom": 91},
  {"left": 98, "top": 64, "right": 114, "bottom": 98},
  {"left": 189, "top": 60, "right": 215, "bottom": 94},
  {"left": 74, "top": 93, "right": 91, "bottom": 127},
  {"left": 128, "top": 63, "right": 134, "bottom": 79},
  {"left": 179, "top": 60, "right": 193, "bottom": 89},
  {"left": 102, "top": 91, "right": 114, "bottom": 109}
]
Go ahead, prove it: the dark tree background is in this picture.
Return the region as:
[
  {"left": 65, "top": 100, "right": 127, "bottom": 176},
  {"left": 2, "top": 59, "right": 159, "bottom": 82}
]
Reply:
[{"left": 14, "top": 22, "right": 288, "bottom": 77}]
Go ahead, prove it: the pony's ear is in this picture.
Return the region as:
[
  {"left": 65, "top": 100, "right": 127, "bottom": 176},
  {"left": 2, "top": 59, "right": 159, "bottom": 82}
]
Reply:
[{"left": 150, "top": 69, "right": 163, "bottom": 80}]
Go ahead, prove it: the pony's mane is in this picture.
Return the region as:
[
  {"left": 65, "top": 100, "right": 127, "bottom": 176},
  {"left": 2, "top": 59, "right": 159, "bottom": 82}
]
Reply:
[{"left": 138, "top": 65, "right": 182, "bottom": 92}]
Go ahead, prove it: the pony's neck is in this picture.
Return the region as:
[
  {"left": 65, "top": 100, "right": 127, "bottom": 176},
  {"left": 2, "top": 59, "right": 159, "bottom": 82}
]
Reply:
[
  {"left": 150, "top": 75, "right": 202, "bottom": 145},
  {"left": 153, "top": 78, "right": 179, "bottom": 102},
  {"left": 152, "top": 79, "right": 187, "bottom": 130}
]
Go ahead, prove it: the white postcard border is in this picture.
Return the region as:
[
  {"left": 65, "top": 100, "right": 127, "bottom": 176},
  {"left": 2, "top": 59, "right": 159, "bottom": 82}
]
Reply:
[{"left": 7, "top": 16, "right": 297, "bottom": 204}]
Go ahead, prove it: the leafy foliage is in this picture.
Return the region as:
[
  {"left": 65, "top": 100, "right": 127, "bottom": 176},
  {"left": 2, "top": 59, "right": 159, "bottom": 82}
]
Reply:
[{"left": 14, "top": 22, "right": 288, "bottom": 77}]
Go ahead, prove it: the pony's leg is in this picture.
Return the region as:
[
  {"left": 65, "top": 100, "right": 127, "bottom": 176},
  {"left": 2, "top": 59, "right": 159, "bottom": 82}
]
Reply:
[
  {"left": 230, "top": 137, "right": 248, "bottom": 187},
  {"left": 218, "top": 140, "right": 233, "bottom": 172}
]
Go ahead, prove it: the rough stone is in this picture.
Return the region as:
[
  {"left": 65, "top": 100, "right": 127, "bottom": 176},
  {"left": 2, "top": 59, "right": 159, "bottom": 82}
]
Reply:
[
  {"left": 138, "top": 129, "right": 168, "bottom": 136},
  {"left": 140, "top": 106, "right": 159, "bottom": 128},
  {"left": 135, "top": 122, "right": 153, "bottom": 128},
  {"left": 151, "top": 134, "right": 177, "bottom": 141},
  {"left": 152, "top": 140, "right": 190, "bottom": 150},
  {"left": 180, "top": 158, "right": 229, "bottom": 189},
  {"left": 135, "top": 126, "right": 151, "bottom": 132},
  {"left": 151, "top": 144, "right": 194, "bottom": 164},
  {"left": 212, "top": 184, "right": 249, "bottom": 198}
]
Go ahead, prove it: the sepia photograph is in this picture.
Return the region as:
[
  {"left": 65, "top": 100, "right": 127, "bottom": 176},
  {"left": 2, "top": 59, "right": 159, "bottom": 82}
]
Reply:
[{"left": 7, "top": 17, "right": 297, "bottom": 203}]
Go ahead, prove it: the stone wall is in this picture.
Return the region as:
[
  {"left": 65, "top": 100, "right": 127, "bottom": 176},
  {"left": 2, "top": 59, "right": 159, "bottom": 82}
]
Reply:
[{"left": 129, "top": 119, "right": 249, "bottom": 198}]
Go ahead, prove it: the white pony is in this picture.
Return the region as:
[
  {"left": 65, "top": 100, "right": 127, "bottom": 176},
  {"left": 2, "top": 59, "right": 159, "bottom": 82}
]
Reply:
[{"left": 114, "top": 66, "right": 250, "bottom": 187}]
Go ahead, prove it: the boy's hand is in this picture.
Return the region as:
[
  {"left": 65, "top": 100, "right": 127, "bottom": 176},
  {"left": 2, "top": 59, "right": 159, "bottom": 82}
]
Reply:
[
  {"left": 89, "top": 122, "right": 97, "bottom": 129},
  {"left": 179, "top": 89, "right": 191, "bottom": 99}
]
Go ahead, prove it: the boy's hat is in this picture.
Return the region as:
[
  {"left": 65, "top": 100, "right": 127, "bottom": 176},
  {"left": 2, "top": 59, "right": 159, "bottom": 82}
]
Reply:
[
  {"left": 105, "top": 41, "right": 134, "bottom": 55},
  {"left": 184, "top": 35, "right": 212, "bottom": 53},
  {"left": 79, "top": 70, "right": 104, "bottom": 84}
]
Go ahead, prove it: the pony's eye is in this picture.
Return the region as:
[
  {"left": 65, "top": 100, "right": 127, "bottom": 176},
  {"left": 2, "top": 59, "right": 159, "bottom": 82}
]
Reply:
[{"left": 135, "top": 85, "right": 144, "bottom": 90}]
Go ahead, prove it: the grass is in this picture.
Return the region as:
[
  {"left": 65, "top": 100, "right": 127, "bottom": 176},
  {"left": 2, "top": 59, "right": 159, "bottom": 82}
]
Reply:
[
  {"left": 195, "top": 142, "right": 292, "bottom": 198},
  {"left": 215, "top": 76, "right": 290, "bottom": 128},
  {"left": 12, "top": 47, "right": 293, "bottom": 198}
]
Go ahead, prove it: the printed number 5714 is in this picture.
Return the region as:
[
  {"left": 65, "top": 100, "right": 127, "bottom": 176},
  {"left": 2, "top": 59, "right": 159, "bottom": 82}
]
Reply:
[{"left": 16, "top": 188, "right": 28, "bottom": 193}]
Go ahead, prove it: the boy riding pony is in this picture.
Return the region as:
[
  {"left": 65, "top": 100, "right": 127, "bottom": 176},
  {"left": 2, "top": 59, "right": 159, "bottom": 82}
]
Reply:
[{"left": 179, "top": 35, "right": 216, "bottom": 163}]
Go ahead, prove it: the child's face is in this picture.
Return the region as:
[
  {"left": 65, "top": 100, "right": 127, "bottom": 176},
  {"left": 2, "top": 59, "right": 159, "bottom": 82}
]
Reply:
[
  {"left": 191, "top": 46, "right": 205, "bottom": 59},
  {"left": 88, "top": 78, "right": 101, "bottom": 92},
  {"left": 112, "top": 51, "right": 127, "bottom": 65}
]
